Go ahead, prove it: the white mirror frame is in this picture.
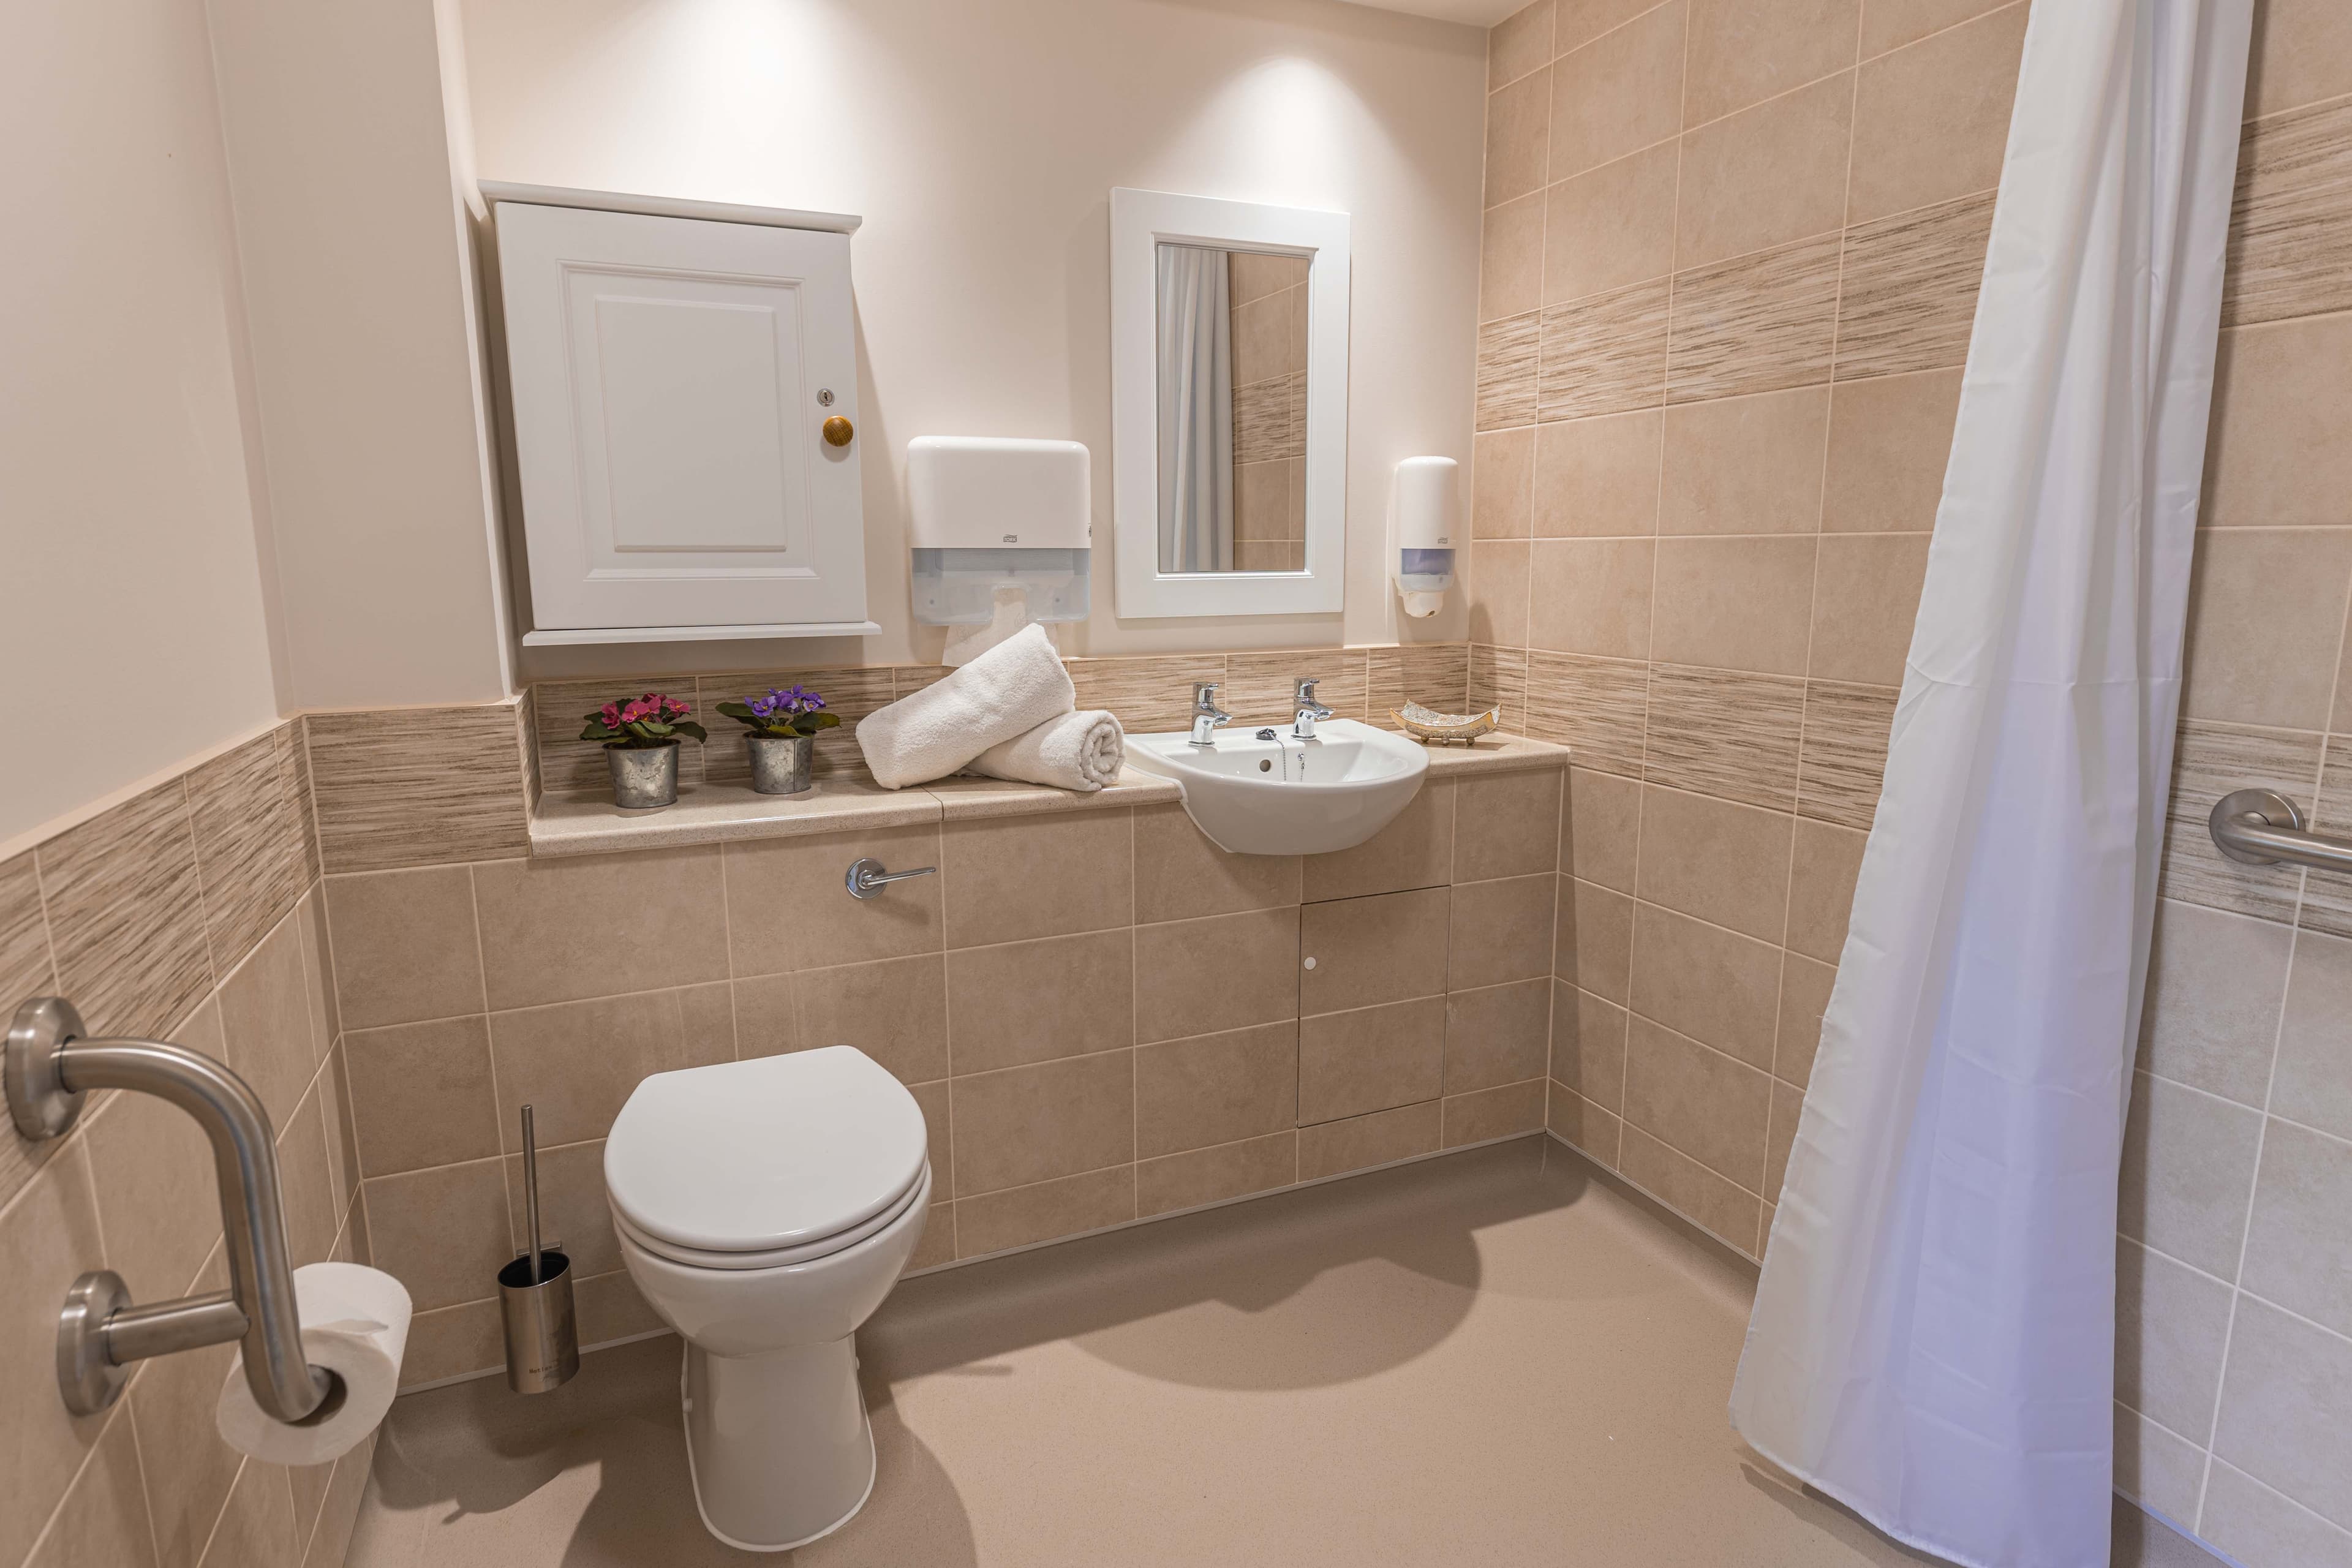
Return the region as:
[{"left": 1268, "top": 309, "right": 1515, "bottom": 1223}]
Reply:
[{"left": 1110, "top": 187, "right": 1351, "bottom": 619}]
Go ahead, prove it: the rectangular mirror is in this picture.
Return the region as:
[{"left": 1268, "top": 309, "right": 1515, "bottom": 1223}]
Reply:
[{"left": 1112, "top": 189, "right": 1349, "bottom": 618}]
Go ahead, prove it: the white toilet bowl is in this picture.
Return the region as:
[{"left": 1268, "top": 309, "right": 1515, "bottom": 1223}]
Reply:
[{"left": 605, "top": 1047, "right": 930, "bottom": 1552}]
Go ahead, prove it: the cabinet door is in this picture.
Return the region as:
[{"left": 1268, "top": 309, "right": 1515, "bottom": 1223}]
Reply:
[{"left": 496, "top": 202, "right": 867, "bottom": 633}]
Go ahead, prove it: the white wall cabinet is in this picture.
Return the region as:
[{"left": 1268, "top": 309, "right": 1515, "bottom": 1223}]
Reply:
[{"left": 487, "top": 184, "right": 876, "bottom": 644}]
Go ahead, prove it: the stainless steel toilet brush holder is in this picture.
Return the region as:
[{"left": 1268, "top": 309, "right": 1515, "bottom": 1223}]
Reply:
[{"left": 500, "top": 1104, "right": 579, "bottom": 1394}]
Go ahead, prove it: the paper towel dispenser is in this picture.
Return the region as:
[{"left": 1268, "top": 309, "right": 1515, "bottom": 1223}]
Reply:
[{"left": 908, "top": 437, "right": 1091, "bottom": 663}]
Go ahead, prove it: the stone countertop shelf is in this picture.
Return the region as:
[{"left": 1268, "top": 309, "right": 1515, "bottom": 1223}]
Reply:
[{"left": 527, "top": 732, "right": 1569, "bottom": 857}]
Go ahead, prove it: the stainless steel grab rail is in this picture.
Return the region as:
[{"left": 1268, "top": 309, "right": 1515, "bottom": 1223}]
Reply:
[
  {"left": 2208, "top": 788, "right": 2352, "bottom": 874},
  {"left": 6, "top": 997, "right": 333, "bottom": 1421}
]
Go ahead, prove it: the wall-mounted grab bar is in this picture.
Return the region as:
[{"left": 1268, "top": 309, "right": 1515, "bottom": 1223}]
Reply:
[
  {"left": 2208, "top": 788, "right": 2352, "bottom": 874},
  {"left": 6, "top": 997, "right": 334, "bottom": 1420}
]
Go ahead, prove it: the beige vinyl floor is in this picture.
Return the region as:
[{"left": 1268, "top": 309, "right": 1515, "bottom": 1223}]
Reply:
[{"left": 345, "top": 1137, "right": 2216, "bottom": 1567}]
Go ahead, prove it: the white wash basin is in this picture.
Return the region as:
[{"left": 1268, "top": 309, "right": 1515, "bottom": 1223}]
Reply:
[{"left": 1124, "top": 718, "right": 1430, "bottom": 855}]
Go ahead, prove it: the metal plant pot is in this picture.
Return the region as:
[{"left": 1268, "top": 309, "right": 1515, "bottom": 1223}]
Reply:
[
  {"left": 608, "top": 742, "right": 680, "bottom": 809},
  {"left": 746, "top": 733, "right": 815, "bottom": 796}
]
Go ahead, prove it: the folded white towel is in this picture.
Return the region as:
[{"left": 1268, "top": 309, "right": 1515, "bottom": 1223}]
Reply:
[
  {"left": 964, "top": 710, "right": 1125, "bottom": 793},
  {"left": 857, "top": 623, "right": 1077, "bottom": 789}
]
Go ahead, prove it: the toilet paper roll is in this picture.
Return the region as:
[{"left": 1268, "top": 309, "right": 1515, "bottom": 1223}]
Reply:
[{"left": 215, "top": 1262, "right": 412, "bottom": 1466}]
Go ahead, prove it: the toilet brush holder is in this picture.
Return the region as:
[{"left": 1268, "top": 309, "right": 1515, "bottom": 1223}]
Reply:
[{"left": 499, "top": 1104, "right": 579, "bottom": 1394}]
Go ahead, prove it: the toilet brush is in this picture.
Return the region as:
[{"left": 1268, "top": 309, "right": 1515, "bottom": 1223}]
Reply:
[{"left": 498, "top": 1104, "right": 579, "bottom": 1393}]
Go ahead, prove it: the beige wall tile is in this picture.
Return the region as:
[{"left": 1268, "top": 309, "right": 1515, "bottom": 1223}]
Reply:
[
  {"left": 1775, "top": 951, "right": 1834, "bottom": 1087},
  {"left": 1809, "top": 532, "right": 1930, "bottom": 686},
  {"left": 1858, "top": 0, "right": 2008, "bottom": 59},
  {"left": 1487, "top": 66, "right": 1553, "bottom": 206},
  {"left": 1566, "top": 766, "right": 1642, "bottom": 891},
  {"left": 732, "top": 970, "right": 798, "bottom": 1060},
  {"left": 2118, "top": 1071, "right": 2264, "bottom": 1278},
  {"left": 1482, "top": 193, "right": 1546, "bottom": 322},
  {"left": 186, "top": 726, "right": 308, "bottom": 974},
  {"left": 1133, "top": 908, "right": 1296, "bottom": 1045},
  {"left": 2116, "top": 1234, "right": 2236, "bottom": 1442},
  {"left": 2137, "top": 899, "right": 2291, "bottom": 1107},
  {"left": 1454, "top": 771, "right": 1565, "bottom": 883},
  {"left": 2183, "top": 528, "right": 2352, "bottom": 729},
  {"left": 1533, "top": 410, "right": 1662, "bottom": 538},
  {"left": 1302, "top": 782, "right": 1454, "bottom": 903},
  {"left": 1846, "top": 3, "right": 2022, "bottom": 224},
  {"left": 1232, "top": 290, "right": 1289, "bottom": 386},
  {"left": 1478, "top": 311, "right": 1542, "bottom": 432},
  {"left": 2199, "top": 1458, "right": 2352, "bottom": 1568},
  {"left": 1225, "top": 650, "right": 1370, "bottom": 727},
  {"left": 2241, "top": 1119, "right": 2352, "bottom": 1338},
  {"left": 790, "top": 952, "right": 948, "bottom": 1085},
  {"left": 1446, "top": 977, "right": 1553, "bottom": 1092},
  {"left": 1553, "top": 981, "right": 1630, "bottom": 1109},
  {"left": 306, "top": 705, "right": 528, "bottom": 873},
  {"left": 725, "top": 824, "right": 941, "bottom": 976},
  {"left": 906, "top": 1204, "right": 956, "bottom": 1272},
  {"left": 1136, "top": 1132, "right": 1296, "bottom": 1218},
  {"left": 1677, "top": 74, "right": 1855, "bottom": 270},
  {"left": 1469, "top": 538, "right": 1532, "bottom": 646},
  {"left": 1444, "top": 1079, "right": 1547, "bottom": 1145},
  {"left": 1450, "top": 874, "right": 1558, "bottom": 990},
  {"left": 1635, "top": 785, "right": 1795, "bottom": 940},
  {"left": 949, "top": 929, "right": 1133, "bottom": 1071},
  {"left": 2160, "top": 720, "right": 2320, "bottom": 928},
  {"left": 496, "top": 1136, "right": 616, "bottom": 1278},
  {"left": 1822, "top": 369, "right": 1960, "bottom": 533},
  {"left": 1369, "top": 644, "right": 1472, "bottom": 724},
  {"left": 1565, "top": 879, "right": 1637, "bottom": 1002},
  {"left": 396, "top": 1298, "right": 503, "bottom": 1388},
  {"left": 1833, "top": 192, "right": 1995, "bottom": 380},
  {"left": 941, "top": 812, "right": 1131, "bottom": 948},
  {"left": 575, "top": 1267, "right": 663, "bottom": 1346},
  {"left": 1786, "top": 816, "right": 1865, "bottom": 962},
  {"left": 1491, "top": 0, "right": 1556, "bottom": 86},
  {"left": 1544, "top": 141, "right": 1680, "bottom": 305},
  {"left": 2114, "top": 1404, "right": 2208, "bottom": 1525},
  {"left": 1471, "top": 643, "right": 1534, "bottom": 734},
  {"left": 126, "top": 1253, "right": 239, "bottom": 1567},
  {"left": 1474, "top": 428, "right": 1536, "bottom": 541},
  {"left": 1643, "top": 665, "right": 1806, "bottom": 813},
  {"left": 296, "top": 888, "right": 337, "bottom": 1051},
  {"left": 1298, "top": 1100, "right": 1442, "bottom": 1180},
  {"left": 951, "top": 1051, "right": 1132, "bottom": 1196},
  {"left": 1630, "top": 902, "right": 1783, "bottom": 1067},
  {"left": 1300, "top": 888, "right": 1450, "bottom": 1012},
  {"left": 1550, "top": 1, "right": 1685, "bottom": 181},
  {"left": 2224, "top": 96, "right": 2352, "bottom": 330},
  {"left": 0, "top": 1145, "right": 113, "bottom": 1568},
  {"left": 2205, "top": 316, "right": 2352, "bottom": 529},
  {"left": 1763, "top": 1077, "right": 1801, "bottom": 1199},
  {"left": 197, "top": 1449, "right": 299, "bottom": 1568},
  {"left": 1134, "top": 805, "right": 1300, "bottom": 924},
  {"left": 1538, "top": 278, "right": 1675, "bottom": 421},
  {"left": 2212, "top": 1296, "right": 2352, "bottom": 1529},
  {"left": 2274, "top": 929, "right": 2352, "bottom": 1142},
  {"left": 1135, "top": 1022, "right": 1298, "bottom": 1158},
  {"left": 2245, "top": 0, "right": 2352, "bottom": 120},
  {"left": 1548, "top": 1080, "right": 1625, "bottom": 1166},
  {"left": 26, "top": 1407, "right": 156, "bottom": 1568},
  {"left": 1525, "top": 653, "right": 1649, "bottom": 776},
  {"left": 38, "top": 781, "right": 213, "bottom": 1042},
  {"left": 1659, "top": 387, "right": 1831, "bottom": 536},
  {"left": 1065, "top": 654, "right": 1229, "bottom": 736},
  {"left": 343, "top": 1016, "right": 500, "bottom": 1177},
  {"left": 218, "top": 915, "right": 323, "bottom": 1137},
  {"left": 85, "top": 1061, "right": 218, "bottom": 1301},
  {"left": 1618, "top": 1121, "right": 1762, "bottom": 1253},
  {"left": 324, "top": 864, "right": 493, "bottom": 1032},
  {"left": 488, "top": 986, "right": 731, "bottom": 1149},
  {"left": 954, "top": 1165, "right": 1133, "bottom": 1257},
  {"left": 909, "top": 1080, "right": 951, "bottom": 1193},
  {"left": 1649, "top": 535, "right": 1817, "bottom": 674},
  {"left": 1667, "top": 236, "right": 1843, "bottom": 404},
  {"left": 1298, "top": 997, "right": 1447, "bottom": 1123},
  {"left": 472, "top": 849, "right": 726, "bottom": 1011},
  {"left": 1528, "top": 537, "right": 1656, "bottom": 658},
  {"left": 1797, "top": 679, "right": 1898, "bottom": 831},
  {"left": 361, "top": 1156, "right": 510, "bottom": 1311},
  {"left": 1683, "top": 0, "right": 1859, "bottom": 125},
  {"left": 1556, "top": 0, "right": 1668, "bottom": 53}
]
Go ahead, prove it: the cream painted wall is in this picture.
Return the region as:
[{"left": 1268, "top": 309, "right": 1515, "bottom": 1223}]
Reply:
[
  {"left": 204, "top": 0, "right": 514, "bottom": 712},
  {"left": 0, "top": 0, "right": 285, "bottom": 846},
  {"left": 455, "top": 0, "right": 1487, "bottom": 678}
]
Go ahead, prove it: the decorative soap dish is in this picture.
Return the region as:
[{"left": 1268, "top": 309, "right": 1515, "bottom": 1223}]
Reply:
[{"left": 1393, "top": 702, "right": 1501, "bottom": 746}]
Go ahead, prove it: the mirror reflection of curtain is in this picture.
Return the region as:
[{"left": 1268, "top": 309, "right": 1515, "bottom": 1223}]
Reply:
[{"left": 1155, "top": 244, "right": 1233, "bottom": 573}]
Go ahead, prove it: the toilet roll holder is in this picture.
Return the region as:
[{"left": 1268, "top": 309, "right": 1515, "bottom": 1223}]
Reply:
[{"left": 6, "top": 997, "right": 338, "bottom": 1422}]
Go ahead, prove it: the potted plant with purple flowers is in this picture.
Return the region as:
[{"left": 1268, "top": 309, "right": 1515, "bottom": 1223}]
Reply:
[
  {"left": 579, "top": 693, "right": 706, "bottom": 809},
  {"left": 716, "top": 685, "right": 839, "bottom": 796}
]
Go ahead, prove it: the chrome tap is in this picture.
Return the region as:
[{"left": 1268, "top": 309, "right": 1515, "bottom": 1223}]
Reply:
[
  {"left": 1292, "top": 677, "right": 1335, "bottom": 740},
  {"left": 1189, "top": 682, "right": 1232, "bottom": 746}
]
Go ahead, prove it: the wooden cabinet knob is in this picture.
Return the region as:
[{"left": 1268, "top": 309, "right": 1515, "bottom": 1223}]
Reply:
[{"left": 822, "top": 415, "right": 854, "bottom": 448}]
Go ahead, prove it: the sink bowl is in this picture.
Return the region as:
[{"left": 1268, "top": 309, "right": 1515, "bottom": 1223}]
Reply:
[{"left": 1124, "top": 718, "right": 1430, "bottom": 856}]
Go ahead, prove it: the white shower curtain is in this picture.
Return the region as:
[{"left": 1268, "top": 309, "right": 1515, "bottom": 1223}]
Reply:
[
  {"left": 1729, "top": 6, "right": 2252, "bottom": 1567},
  {"left": 1155, "top": 244, "right": 1234, "bottom": 573}
]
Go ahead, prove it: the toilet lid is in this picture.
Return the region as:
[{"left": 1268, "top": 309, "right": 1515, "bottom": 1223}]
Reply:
[{"left": 604, "top": 1047, "right": 929, "bottom": 1254}]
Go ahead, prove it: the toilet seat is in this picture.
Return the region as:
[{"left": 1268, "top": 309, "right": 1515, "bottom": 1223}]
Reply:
[{"left": 605, "top": 1046, "right": 930, "bottom": 1262}]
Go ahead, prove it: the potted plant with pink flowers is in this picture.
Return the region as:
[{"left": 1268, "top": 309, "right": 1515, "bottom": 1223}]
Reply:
[
  {"left": 579, "top": 693, "right": 706, "bottom": 809},
  {"left": 715, "top": 685, "right": 839, "bottom": 796}
]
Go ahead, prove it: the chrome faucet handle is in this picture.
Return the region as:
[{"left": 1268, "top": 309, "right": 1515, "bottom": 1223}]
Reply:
[
  {"left": 1190, "top": 683, "right": 1231, "bottom": 747},
  {"left": 1291, "top": 676, "right": 1335, "bottom": 739}
]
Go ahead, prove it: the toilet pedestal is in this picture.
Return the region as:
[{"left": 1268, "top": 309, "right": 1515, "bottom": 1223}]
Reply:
[{"left": 681, "top": 1335, "right": 874, "bottom": 1551}]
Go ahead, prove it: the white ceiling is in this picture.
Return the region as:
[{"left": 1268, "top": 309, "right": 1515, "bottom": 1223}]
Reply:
[{"left": 1335, "top": 0, "right": 1519, "bottom": 26}]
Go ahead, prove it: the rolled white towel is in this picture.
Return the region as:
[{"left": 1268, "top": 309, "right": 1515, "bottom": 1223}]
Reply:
[
  {"left": 856, "top": 623, "right": 1077, "bottom": 789},
  {"left": 965, "top": 710, "right": 1125, "bottom": 793}
]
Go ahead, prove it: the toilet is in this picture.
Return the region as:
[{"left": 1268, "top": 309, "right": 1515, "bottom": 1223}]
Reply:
[{"left": 605, "top": 1046, "right": 931, "bottom": 1552}]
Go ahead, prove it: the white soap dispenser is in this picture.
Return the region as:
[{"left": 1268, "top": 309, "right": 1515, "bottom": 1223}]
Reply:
[
  {"left": 1391, "top": 456, "right": 1458, "bottom": 619},
  {"left": 907, "top": 437, "right": 1091, "bottom": 665}
]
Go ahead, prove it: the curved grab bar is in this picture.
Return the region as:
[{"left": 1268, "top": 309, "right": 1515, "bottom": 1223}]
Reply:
[
  {"left": 6, "top": 997, "right": 331, "bottom": 1420},
  {"left": 2208, "top": 788, "right": 2352, "bottom": 875}
]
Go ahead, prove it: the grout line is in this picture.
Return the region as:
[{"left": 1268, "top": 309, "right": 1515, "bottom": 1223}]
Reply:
[{"left": 463, "top": 864, "right": 521, "bottom": 1261}]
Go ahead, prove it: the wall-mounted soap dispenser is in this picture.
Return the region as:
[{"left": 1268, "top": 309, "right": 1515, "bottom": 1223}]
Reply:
[
  {"left": 1391, "top": 456, "right": 1458, "bottom": 619},
  {"left": 909, "top": 437, "right": 1091, "bottom": 665}
]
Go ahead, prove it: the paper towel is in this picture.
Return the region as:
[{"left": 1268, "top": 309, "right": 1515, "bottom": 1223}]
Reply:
[
  {"left": 216, "top": 1262, "right": 412, "bottom": 1465},
  {"left": 943, "top": 583, "right": 1044, "bottom": 667}
]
